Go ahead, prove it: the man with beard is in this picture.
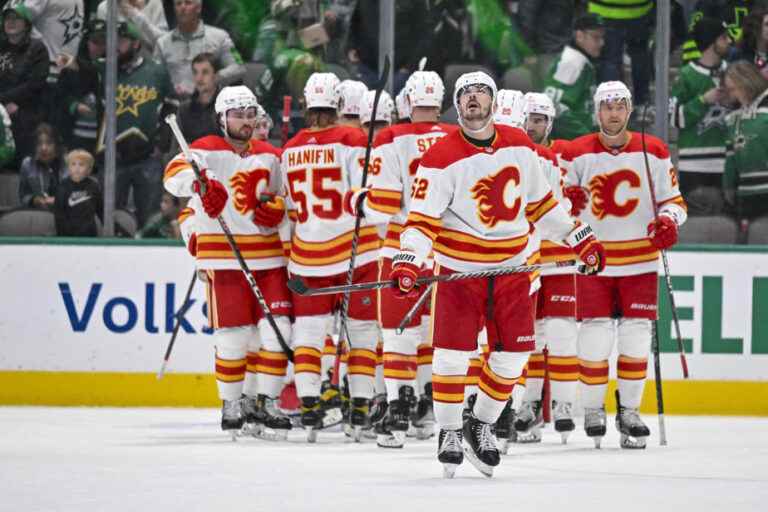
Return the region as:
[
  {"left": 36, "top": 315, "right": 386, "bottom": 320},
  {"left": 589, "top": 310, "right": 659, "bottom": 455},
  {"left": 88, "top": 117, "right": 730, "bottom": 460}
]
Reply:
[
  {"left": 390, "top": 71, "right": 606, "bottom": 478},
  {"left": 95, "top": 21, "right": 177, "bottom": 227},
  {"left": 561, "top": 81, "right": 687, "bottom": 450},
  {"left": 164, "top": 86, "right": 293, "bottom": 440}
]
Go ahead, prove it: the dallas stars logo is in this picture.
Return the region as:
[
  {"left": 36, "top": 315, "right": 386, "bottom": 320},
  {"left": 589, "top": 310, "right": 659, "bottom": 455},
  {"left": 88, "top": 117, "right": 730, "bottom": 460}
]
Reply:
[
  {"left": 116, "top": 84, "right": 159, "bottom": 117},
  {"left": 60, "top": 4, "right": 84, "bottom": 47}
]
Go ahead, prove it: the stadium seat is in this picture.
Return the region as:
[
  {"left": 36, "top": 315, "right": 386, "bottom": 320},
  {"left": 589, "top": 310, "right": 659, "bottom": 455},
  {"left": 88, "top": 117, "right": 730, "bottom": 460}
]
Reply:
[
  {"left": 0, "top": 173, "right": 20, "bottom": 212},
  {"left": 502, "top": 66, "right": 534, "bottom": 93},
  {"left": 443, "top": 64, "right": 497, "bottom": 109},
  {"left": 677, "top": 214, "right": 738, "bottom": 244},
  {"left": 243, "top": 62, "right": 267, "bottom": 94},
  {"left": 747, "top": 215, "right": 768, "bottom": 244},
  {"left": 0, "top": 209, "right": 56, "bottom": 236}
]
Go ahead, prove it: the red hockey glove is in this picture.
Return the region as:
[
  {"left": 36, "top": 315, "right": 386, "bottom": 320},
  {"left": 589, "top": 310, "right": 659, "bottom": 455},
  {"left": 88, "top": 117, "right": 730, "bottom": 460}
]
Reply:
[
  {"left": 565, "top": 222, "right": 606, "bottom": 275},
  {"left": 253, "top": 193, "right": 286, "bottom": 228},
  {"left": 647, "top": 214, "right": 678, "bottom": 250},
  {"left": 343, "top": 187, "right": 370, "bottom": 217},
  {"left": 390, "top": 250, "right": 421, "bottom": 298},
  {"left": 186, "top": 233, "right": 197, "bottom": 257},
  {"left": 563, "top": 186, "right": 589, "bottom": 216},
  {"left": 191, "top": 170, "right": 228, "bottom": 218}
]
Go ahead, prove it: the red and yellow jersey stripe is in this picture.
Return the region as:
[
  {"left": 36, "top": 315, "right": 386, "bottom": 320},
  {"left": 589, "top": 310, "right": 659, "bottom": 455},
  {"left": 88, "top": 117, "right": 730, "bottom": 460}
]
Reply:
[{"left": 289, "top": 226, "right": 380, "bottom": 267}]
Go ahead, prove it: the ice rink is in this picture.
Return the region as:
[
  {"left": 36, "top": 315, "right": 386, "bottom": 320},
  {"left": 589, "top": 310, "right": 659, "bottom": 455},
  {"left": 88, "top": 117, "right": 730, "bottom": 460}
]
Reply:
[{"left": 1, "top": 407, "right": 766, "bottom": 512}]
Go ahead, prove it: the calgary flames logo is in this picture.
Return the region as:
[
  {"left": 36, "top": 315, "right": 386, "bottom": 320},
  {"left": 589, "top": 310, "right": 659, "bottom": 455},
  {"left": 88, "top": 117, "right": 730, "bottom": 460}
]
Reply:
[
  {"left": 229, "top": 168, "right": 270, "bottom": 215},
  {"left": 589, "top": 169, "right": 640, "bottom": 220},
  {"left": 471, "top": 166, "right": 521, "bottom": 228}
]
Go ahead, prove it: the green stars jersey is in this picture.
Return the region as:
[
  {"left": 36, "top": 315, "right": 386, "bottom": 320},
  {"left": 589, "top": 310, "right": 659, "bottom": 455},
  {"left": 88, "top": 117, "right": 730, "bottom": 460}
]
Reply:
[{"left": 543, "top": 45, "right": 597, "bottom": 140}]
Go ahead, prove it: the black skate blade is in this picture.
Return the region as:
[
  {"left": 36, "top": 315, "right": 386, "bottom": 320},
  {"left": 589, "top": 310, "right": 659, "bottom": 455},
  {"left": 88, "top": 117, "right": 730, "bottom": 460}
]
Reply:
[{"left": 462, "top": 445, "right": 494, "bottom": 478}]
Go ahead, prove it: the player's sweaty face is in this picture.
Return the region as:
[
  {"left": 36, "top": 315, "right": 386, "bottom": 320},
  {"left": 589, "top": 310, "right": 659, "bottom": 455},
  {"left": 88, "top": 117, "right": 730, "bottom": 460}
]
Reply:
[
  {"left": 598, "top": 100, "right": 630, "bottom": 136},
  {"left": 458, "top": 85, "right": 493, "bottom": 128},
  {"left": 525, "top": 113, "right": 549, "bottom": 144},
  {"left": 226, "top": 108, "right": 257, "bottom": 140}
]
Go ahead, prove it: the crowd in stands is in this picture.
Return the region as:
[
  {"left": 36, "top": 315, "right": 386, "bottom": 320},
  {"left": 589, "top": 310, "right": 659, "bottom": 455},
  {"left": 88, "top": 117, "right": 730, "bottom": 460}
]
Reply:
[{"left": 0, "top": 0, "right": 766, "bottom": 244}]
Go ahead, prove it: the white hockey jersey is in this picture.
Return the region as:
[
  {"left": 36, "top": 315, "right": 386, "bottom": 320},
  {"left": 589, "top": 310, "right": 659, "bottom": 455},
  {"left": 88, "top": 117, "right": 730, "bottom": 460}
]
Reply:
[
  {"left": 562, "top": 132, "right": 687, "bottom": 277},
  {"left": 164, "top": 135, "right": 286, "bottom": 271},
  {"left": 362, "top": 121, "right": 457, "bottom": 259},
  {"left": 400, "top": 124, "right": 578, "bottom": 273},
  {"left": 281, "top": 125, "right": 379, "bottom": 276}
]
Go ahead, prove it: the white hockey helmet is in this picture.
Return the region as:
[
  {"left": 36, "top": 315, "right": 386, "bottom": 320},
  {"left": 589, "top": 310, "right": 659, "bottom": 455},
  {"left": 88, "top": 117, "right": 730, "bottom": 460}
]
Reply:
[
  {"left": 522, "top": 92, "right": 556, "bottom": 136},
  {"left": 453, "top": 71, "right": 497, "bottom": 113},
  {"left": 406, "top": 70, "right": 445, "bottom": 108},
  {"left": 493, "top": 89, "right": 525, "bottom": 128},
  {"left": 395, "top": 88, "right": 411, "bottom": 120},
  {"left": 214, "top": 85, "right": 259, "bottom": 117},
  {"left": 593, "top": 80, "right": 633, "bottom": 134},
  {"left": 335, "top": 80, "right": 368, "bottom": 116},
  {"left": 360, "top": 89, "right": 394, "bottom": 125},
  {"left": 304, "top": 72, "right": 341, "bottom": 109}
]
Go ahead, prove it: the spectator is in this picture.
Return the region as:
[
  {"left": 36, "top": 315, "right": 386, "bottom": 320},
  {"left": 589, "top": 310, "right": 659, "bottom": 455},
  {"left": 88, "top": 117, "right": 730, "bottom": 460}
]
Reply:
[
  {"left": 95, "top": 21, "right": 176, "bottom": 228},
  {"left": 135, "top": 191, "right": 181, "bottom": 239},
  {"left": 669, "top": 17, "right": 733, "bottom": 215},
  {"left": 542, "top": 14, "right": 605, "bottom": 140},
  {"left": 589, "top": 0, "right": 653, "bottom": 108},
  {"left": 153, "top": 0, "right": 245, "bottom": 99},
  {"left": 97, "top": 0, "right": 170, "bottom": 53},
  {"left": 0, "top": 104, "right": 16, "bottom": 169},
  {"left": 723, "top": 61, "right": 768, "bottom": 220},
  {"left": 54, "top": 19, "right": 107, "bottom": 156},
  {"left": 0, "top": 4, "right": 49, "bottom": 165},
  {"left": 176, "top": 52, "right": 219, "bottom": 144},
  {"left": 517, "top": 0, "right": 575, "bottom": 55},
  {"left": 54, "top": 148, "right": 102, "bottom": 237},
  {"left": 18, "top": 123, "right": 65, "bottom": 209},
  {"left": 6, "top": 0, "right": 84, "bottom": 84},
  {"left": 682, "top": 1, "right": 751, "bottom": 63},
  {"left": 735, "top": 8, "right": 768, "bottom": 76}
]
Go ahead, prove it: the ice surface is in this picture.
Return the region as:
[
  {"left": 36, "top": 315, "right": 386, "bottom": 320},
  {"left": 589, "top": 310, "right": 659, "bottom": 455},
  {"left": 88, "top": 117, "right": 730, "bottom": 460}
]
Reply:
[{"left": 0, "top": 408, "right": 766, "bottom": 512}]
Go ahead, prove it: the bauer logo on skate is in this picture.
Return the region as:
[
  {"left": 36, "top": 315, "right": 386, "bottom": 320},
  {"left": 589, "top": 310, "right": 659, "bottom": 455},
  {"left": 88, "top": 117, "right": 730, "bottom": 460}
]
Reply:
[
  {"left": 589, "top": 169, "right": 641, "bottom": 220},
  {"left": 229, "top": 169, "right": 270, "bottom": 215},
  {"left": 471, "top": 166, "right": 521, "bottom": 228}
]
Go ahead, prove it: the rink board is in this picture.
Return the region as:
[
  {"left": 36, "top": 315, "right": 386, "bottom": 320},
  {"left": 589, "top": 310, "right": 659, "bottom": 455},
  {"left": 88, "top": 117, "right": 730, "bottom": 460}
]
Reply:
[{"left": 1, "top": 238, "right": 767, "bottom": 414}]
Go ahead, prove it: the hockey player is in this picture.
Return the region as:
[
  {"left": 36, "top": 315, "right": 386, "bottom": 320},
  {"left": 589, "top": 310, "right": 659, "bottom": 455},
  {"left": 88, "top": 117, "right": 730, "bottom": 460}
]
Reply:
[
  {"left": 493, "top": 89, "right": 525, "bottom": 128},
  {"left": 255, "top": 104, "right": 274, "bottom": 142},
  {"left": 395, "top": 87, "right": 411, "bottom": 123},
  {"left": 562, "top": 81, "right": 687, "bottom": 449},
  {"left": 281, "top": 72, "right": 380, "bottom": 442},
  {"left": 346, "top": 70, "right": 456, "bottom": 448},
  {"left": 164, "top": 86, "right": 293, "bottom": 440},
  {"left": 360, "top": 89, "right": 395, "bottom": 140},
  {"left": 391, "top": 71, "right": 606, "bottom": 477},
  {"left": 336, "top": 80, "right": 368, "bottom": 130}
]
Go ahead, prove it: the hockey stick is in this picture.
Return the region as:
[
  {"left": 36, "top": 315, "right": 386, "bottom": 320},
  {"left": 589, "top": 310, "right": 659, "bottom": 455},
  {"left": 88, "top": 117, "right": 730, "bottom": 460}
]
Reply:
[
  {"left": 640, "top": 105, "right": 689, "bottom": 379},
  {"left": 652, "top": 319, "right": 668, "bottom": 445},
  {"left": 288, "top": 260, "right": 578, "bottom": 296},
  {"left": 157, "top": 268, "right": 197, "bottom": 379},
  {"left": 165, "top": 114, "right": 294, "bottom": 362},
  {"left": 334, "top": 55, "right": 391, "bottom": 371},
  {"left": 395, "top": 282, "right": 434, "bottom": 335},
  {"left": 281, "top": 95, "right": 292, "bottom": 146}
]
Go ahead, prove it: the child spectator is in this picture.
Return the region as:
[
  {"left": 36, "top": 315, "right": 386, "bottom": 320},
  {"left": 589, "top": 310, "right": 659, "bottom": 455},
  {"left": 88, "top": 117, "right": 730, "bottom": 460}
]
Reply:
[
  {"left": 135, "top": 191, "right": 181, "bottom": 239},
  {"left": 54, "top": 149, "right": 102, "bottom": 237},
  {"left": 18, "top": 123, "right": 65, "bottom": 209}
]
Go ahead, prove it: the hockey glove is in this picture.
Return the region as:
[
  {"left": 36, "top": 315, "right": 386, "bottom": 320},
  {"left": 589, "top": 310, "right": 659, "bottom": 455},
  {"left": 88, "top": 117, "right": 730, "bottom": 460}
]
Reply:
[
  {"left": 565, "top": 222, "right": 606, "bottom": 275},
  {"left": 191, "top": 170, "right": 228, "bottom": 218},
  {"left": 343, "top": 187, "right": 370, "bottom": 217},
  {"left": 647, "top": 214, "right": 678, "bottom": 250},
  {"left": 253, "top": 193, "right": 286, "bottom": 228},
  {"left": 563, "top": 186, "right": 589, "bottom": 217},
  {"left": 390, "top": 250, "right": 421, "bottom": 298}
]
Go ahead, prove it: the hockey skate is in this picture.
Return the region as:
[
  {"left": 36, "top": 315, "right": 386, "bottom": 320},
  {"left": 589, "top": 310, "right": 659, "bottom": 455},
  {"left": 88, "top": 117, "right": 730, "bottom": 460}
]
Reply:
[
  {"left": 514, "top": 400, "right": 543, "bottom": 443},
  {"left": 318, "top": 381, "right": 344, "bottom": 429},
  {"left": 584, "top": 406, "right": 607, "bottom": 448},
  {"left": 377, "top": 386, "right": 413, "bottom": 448},
  {"left": 300, "top": 397, "right": 324, "bottom": 443},
  {"left": 240, "top": 395, "right": 263, "bottom": 436},
  {"left": 375, "top": 411, "right": 403, "bottom": 449},
  {"left": 251, "top": 395, "right": 292, "bottom": 441},
  {"left": 437, "top": 428, "right": 464, "bottom": 478},
  {"left": 221, "top": 399, "right": 244, "bottom": 441},
  {"left": 411, "top": 383, "right": 436, "bottom": 440},
  {"left": 615, "top": 391, "right": 649, "bottom": 449},
  {"left": 494, "top": 399, "right": 516, "bottom": 454},
  {"left": 463, "top": 413, "right": 500, "bottom": 478},
  {"left": 359, "top": 393, "right": 388, "bottom": 439},
  {"left": 349, "top": 397, "right": 370, "bottom": 442},
  {"left": 552, "top": 400, "right": 575, "bottom": 444}
]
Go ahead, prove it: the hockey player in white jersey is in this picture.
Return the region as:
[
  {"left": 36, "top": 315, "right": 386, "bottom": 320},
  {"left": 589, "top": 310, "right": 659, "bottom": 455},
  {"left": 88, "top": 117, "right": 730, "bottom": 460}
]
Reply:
[
  {"left": 346, "top": 70, "right": 456, "bottom": 448},
  {"left": 164, "top": 86, "right": 293, "bottom": 440},
  {"left": 493, "top": 89, "right": 525, "bottom": 127},
  {"left": 336, "top": 80, "right": 368, "bottom": 129},
  {"left": 281, "top": 72, "right": 379, "bottom": 442},
  {"left": 360, "top": 89, "right": 395, "bottom": 140},
  {"left": 562, "top": 81, "right": 687, "bottom": 449},
  {"left": 390, "top": 71, "right": 606, "bottom": 477}
]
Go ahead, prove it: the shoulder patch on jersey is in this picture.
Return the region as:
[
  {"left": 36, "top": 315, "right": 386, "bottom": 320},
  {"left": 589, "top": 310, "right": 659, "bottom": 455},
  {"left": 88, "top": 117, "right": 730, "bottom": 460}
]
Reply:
[{"left": 552, "top": 46, "right": 591, "bottom": 86}]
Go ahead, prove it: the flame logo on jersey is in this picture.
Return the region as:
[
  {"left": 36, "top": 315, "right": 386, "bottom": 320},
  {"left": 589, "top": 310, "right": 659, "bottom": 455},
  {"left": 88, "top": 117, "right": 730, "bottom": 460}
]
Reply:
[
  {"left": 229, "top": 169, "right": 270, "bottom": 215},
  {"left": 589, "top": 169, "right": 640, "bottom": 220},
  {"left": 471, "top": 166, "right": 521, "bottom": 228}
]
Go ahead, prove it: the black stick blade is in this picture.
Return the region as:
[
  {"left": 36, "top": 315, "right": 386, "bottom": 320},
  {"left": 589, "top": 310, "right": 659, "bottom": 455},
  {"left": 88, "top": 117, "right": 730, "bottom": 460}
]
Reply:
[{"left": 287, "top": 278, "right": 310, "bottom": 296}]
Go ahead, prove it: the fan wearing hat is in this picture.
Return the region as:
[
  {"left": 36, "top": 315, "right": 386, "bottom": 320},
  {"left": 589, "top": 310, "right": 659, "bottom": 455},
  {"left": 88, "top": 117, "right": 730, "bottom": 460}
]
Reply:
[
  {"left": 542, "top": 14, "right": 606, "bottom": 140},
  {"left": 669, "top": 17, "right": 733, "bottom": 213},
  {"left": 0, "top": 5, "right": 49, "bottom": 163}
]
